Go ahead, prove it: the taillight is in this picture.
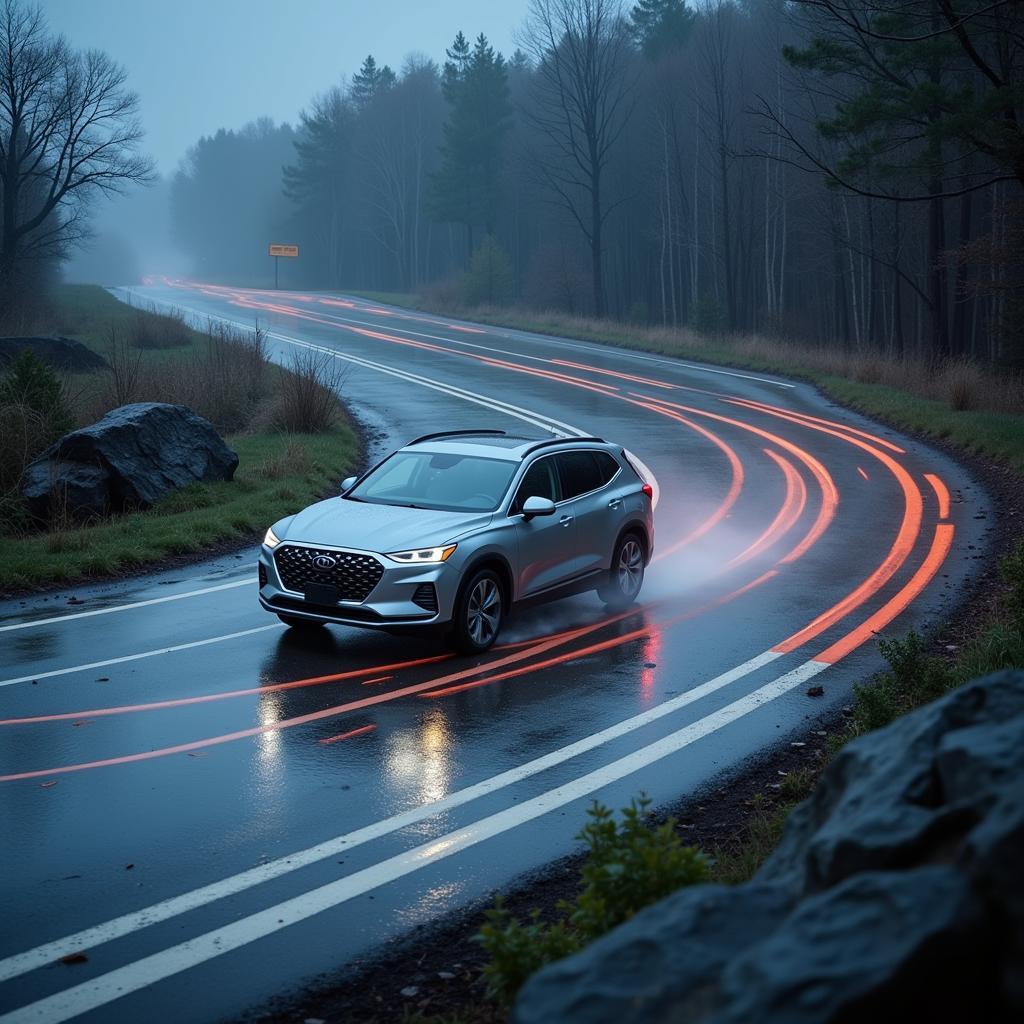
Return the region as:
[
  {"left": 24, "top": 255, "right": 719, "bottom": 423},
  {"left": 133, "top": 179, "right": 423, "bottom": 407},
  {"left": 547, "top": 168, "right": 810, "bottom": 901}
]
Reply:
[{"left": 642, "top": 483, "right": 653, "bottom": 499}]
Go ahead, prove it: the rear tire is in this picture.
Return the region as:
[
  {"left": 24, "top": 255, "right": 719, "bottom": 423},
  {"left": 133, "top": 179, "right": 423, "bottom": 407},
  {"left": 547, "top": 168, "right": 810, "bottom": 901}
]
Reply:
[
  {"left": 452, "top": 568, "right": 504, "bottom": 654},
  {"left": 277, "top": 614, "right": 327, "bottom": 630},
  {"left": 599, "top": 532, "right": 645, "bottom": 610}
]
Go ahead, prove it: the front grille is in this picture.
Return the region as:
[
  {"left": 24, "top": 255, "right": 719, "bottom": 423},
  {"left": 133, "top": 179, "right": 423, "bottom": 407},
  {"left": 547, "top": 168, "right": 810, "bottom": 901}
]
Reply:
[
  {"left": 411, "top": 583, "right": 438, "bottom": 612},
  {"left": 273, "top": 545, "right": 384, "bottom": 602}
]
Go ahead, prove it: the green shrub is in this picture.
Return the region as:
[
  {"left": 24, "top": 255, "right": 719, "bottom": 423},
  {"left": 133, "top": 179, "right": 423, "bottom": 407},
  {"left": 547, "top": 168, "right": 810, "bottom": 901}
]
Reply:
[
  {"left": 478, "top": 797, "right": 708, "bottom": 1006},
  {"left": 1000, "top": 541, "right": 1024, "bottom": 628},
  {"left": 477, "top": 901, "right": 580, "bottom": 1008},
  {"left": 688, "top": 294, "right": 725, "bottom": 335},
  {"left": 852, "top": 632, "right": 953, "bottom": 734},
  {"left": 0, "top": 349, "right": 73, "bottom": 437},
  {"left": 462, "top": 235, "right": 515, "bottom": 307}
]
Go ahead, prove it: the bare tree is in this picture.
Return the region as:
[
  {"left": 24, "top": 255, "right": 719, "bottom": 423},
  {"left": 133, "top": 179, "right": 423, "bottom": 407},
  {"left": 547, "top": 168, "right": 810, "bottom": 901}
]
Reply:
[
  {"left": 0, "top": 0, "right": 153, "bottom": 306},
  {"left": 520, "top": 0, "right": 635, "bottom": 317}
]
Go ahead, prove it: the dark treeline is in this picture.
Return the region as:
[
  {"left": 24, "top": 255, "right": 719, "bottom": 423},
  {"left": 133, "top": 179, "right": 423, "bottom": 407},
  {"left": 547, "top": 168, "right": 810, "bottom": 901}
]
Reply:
[{"left": 168, "top": 0, "right": 1024, "bottom": 366}]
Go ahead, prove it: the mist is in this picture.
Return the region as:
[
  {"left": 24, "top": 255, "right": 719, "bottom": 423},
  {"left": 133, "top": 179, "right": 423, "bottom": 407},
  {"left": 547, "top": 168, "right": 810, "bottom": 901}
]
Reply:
[{"left": 6, "top": 0, "right": 1021, "bottom": 365}]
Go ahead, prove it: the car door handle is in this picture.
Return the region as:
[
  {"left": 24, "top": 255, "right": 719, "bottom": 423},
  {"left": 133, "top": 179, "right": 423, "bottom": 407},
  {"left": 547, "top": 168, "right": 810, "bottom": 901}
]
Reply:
[
  {"left": 607, "top": 498, "right": 621, "bottom": 509},
  {"left": 559, "top": 515, "right": 574, "bottom": 527}
]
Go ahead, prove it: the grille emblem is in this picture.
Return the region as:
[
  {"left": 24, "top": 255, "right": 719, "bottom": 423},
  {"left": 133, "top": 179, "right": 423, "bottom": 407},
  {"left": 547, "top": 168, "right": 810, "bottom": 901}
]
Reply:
[{"left": 312, "top": 554, "right": 338, "bottom": 571}]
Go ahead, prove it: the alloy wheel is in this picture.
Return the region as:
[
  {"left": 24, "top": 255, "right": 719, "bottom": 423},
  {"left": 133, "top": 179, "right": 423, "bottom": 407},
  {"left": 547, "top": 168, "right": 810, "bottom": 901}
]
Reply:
[
  {"left": 617, "top": 538, "right": 644, "bottom": 598},
  {"left": 467, "top": 577, "right": 501, "bottom": 646}
]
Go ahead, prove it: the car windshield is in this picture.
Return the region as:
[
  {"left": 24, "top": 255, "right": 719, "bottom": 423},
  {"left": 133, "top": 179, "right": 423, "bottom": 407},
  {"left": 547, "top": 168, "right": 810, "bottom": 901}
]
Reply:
[{"left": 347, "top": 450, "right": 518, "bottom": 512}]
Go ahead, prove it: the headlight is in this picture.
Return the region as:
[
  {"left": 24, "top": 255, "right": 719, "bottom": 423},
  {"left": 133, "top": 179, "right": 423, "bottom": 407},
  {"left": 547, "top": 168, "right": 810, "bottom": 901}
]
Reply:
[
  {"left": 263, "top": 526, "right": 282, "bottom": 549},
  {"left": 386, "top": 544, "right": 457, "bottom": 564}
]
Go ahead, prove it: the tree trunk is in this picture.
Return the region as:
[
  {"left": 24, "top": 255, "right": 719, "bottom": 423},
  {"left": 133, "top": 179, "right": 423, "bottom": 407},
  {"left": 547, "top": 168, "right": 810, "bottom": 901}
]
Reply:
[
  {"left": 952, "top": 180, "right": 973, "bottom": 357},
  {"left": 591, "top": 163, "right": 605, "bottom": 317}
]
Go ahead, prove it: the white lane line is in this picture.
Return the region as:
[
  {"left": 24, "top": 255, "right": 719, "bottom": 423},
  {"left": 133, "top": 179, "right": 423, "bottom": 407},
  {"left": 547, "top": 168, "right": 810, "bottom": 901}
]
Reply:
[
  {"left": 0, "top": 658, "right": 826, "bottom": 1023},
  {"left": 291, "top": 290, "right": 797, "bottom": 390},
  {"left": 0, "top": 580, "right": 255, "bottom": 634},
  {"left": 0, "top": 649, "right": 781, "bottom": 984},
  {"left": 0, "top": 626, "right": 280, "bottom": 688},
  {"left": 116, "top": 291, "right": 590, "bottom": 439}
]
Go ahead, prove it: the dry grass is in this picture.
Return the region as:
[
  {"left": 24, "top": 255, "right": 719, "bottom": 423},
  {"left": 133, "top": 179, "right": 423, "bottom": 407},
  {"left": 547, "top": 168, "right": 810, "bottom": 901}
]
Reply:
[
  {"left": 127, "top": 305, "right": 191, "bottom": 349},
  {"left": 250, "top": 439, "right": 313, "bottom": 481},
  {"left": 73, "top": 323, "right": 272, "bottom": 434},
  {"left": 358, "top": 292, "right": 1024, "bottom": 418},
  {"left": 274, "top": 347, "right": 348, "bottom": 433},
  {"left": 500, "top": 311, "right": 1024, "bottom": 416}
]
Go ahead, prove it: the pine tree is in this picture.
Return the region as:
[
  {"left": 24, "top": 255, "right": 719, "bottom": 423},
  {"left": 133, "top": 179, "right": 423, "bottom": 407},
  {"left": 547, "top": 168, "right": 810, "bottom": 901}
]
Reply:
[
  {"left": 351, "top": 55, "right": 396, "bottom": 109},
  {"left": 430, "top": 32, "right": 513, "bottom": 258},
  {"left": 782, "top": 2, "right": 1004, "bottom": 357},
  {"left": 629, "top": 0, "right": 695, "bottom": 60}
]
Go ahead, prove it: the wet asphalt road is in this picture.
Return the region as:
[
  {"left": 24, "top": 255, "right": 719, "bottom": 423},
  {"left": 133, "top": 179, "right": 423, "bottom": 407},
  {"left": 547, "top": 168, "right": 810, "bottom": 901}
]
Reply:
[{"left": 0, "top": 283, "right": 991, "bottom": 1022}]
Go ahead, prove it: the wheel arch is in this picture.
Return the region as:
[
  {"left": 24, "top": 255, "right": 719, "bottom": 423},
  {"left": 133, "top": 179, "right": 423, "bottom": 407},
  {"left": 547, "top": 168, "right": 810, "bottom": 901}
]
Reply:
[
  {"left": 615, "top": 521, "right": 651, "bottom": 565},
  {"left": 460, "top": 552, "right": 515, "bottom": 607}
]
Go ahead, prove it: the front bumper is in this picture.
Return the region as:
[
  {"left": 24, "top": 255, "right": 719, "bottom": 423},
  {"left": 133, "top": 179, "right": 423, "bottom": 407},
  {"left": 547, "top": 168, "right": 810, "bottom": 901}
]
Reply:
[{"left": 258, "top": 542, "right": 460, "bottom": 630}]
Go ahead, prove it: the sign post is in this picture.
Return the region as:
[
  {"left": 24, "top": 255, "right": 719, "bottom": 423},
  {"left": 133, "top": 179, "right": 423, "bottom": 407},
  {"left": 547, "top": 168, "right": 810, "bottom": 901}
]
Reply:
[{"left": 268, "top": 243, "right": 299, "bottom": 288}]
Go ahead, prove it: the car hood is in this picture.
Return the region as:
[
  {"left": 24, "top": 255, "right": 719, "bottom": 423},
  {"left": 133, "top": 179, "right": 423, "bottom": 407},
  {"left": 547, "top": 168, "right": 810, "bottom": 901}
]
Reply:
[{"left": 277, "top": 497, "right": 493, "bottom": 554}]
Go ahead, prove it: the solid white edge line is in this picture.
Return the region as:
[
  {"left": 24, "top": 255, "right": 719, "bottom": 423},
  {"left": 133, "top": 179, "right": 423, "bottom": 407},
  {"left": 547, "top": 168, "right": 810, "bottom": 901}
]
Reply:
[
  {"left": 0, "top": 626, "right": 281, "bottom": 688},
  {"left": 116, "top": 290, "right": 591, "bottom": 439},
  {"left": 0, "top": 649, "right": 782, "bottom": 985},
  {"left": 0, "top": 658, "right": 827, "bottom": 1024},
  {"left": 0, "top": 579, "right": 256, "bottom": 633}
]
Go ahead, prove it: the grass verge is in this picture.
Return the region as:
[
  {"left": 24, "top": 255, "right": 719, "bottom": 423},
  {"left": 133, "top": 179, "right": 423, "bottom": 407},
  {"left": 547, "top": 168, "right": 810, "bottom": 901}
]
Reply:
[
  {"left": 0, "top": 431, "right": 355, "bottom": 592},
  {"left": 346, "top": 291, "right": 1024, "bottom": 472},
  {"left": 0, "top": 286, "right": 357, "bottom": 592}
]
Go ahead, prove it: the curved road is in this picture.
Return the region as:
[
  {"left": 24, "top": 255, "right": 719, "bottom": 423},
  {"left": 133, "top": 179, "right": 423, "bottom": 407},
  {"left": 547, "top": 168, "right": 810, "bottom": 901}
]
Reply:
[{"left": 0, "top": 283, "right": 989, "bottom": 1022}]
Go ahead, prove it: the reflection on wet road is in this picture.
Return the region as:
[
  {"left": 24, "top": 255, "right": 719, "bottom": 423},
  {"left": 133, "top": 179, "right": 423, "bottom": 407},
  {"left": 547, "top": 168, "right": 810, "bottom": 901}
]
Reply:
[{"left": 0, "top": 282, "right": 988, "bottom": 1024}]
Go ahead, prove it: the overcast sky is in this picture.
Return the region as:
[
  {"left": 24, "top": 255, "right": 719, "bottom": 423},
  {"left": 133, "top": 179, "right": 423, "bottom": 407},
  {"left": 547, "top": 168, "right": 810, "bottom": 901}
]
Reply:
[{"left": 40, "top": 0, "right": 524, "bottom": 174}]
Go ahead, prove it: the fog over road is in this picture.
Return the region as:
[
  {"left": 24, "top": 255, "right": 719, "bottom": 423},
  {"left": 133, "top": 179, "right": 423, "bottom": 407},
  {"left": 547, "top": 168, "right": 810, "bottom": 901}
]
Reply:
[{"left": 0, "top": 283, "right": 989, "bottom": 1022}]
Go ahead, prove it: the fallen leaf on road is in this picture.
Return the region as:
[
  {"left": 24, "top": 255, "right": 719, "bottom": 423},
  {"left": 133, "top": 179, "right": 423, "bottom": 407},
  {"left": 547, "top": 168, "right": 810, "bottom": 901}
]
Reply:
[
  {"left": 40, "top": 780, "right": 58, "bottom": 788},
  {"left": 60, "top": 952, "right": 88, "bottom": 965},
  {"left": 186, "top": 752, "right": 207, "bottom": 758},
  {"left": 806, "top": 685, "right": 825, "bottom": 697}
]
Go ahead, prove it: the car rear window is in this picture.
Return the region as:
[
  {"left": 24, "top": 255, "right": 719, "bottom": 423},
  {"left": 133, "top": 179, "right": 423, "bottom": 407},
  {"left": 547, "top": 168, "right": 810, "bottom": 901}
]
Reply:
[
  {"left": 593, "top": 451, "right": 621, "bottom": 485},
  {"left": 347, "top": 451, "right": 518, "bottom": 512},
  {"left": 556, "top": 451, "right": 607, "bottom": 499}
]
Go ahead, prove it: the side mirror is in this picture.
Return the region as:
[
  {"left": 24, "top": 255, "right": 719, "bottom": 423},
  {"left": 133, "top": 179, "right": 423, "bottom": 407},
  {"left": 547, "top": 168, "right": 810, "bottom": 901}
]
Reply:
[
  {"left": 521, "top": 495, "right": 556, "bottom": 520},
  {"left": 340, "top": 475, "right": 357, "bottom": 494}
]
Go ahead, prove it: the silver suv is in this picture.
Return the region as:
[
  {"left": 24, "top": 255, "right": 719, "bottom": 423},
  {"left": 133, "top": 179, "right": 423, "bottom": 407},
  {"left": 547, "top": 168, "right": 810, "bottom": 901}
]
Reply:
[{"left": 258, "top": 430, "right": 654, "bottom": 653}]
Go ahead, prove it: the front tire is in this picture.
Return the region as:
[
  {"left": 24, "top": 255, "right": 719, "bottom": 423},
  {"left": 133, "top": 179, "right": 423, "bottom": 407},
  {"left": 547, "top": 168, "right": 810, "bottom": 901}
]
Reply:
[
  {"left": 277, "top": 613, "right": 327, "bottom": 630},
  {"left": 452, "top": 568, "right": 504, "bottom": 654},
  {"left": 599, "top": 533, "right": 645, "bottom": 610}
]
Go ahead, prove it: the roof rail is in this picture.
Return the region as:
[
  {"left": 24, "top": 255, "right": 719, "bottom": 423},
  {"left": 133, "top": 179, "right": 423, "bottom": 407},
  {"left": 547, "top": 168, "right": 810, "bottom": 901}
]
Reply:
[
  {"left": 521, "top": 435, "right": 606, "bottom": 457},
  {"left": 406, "top": 428, "right": 507, "bottom": 446}
]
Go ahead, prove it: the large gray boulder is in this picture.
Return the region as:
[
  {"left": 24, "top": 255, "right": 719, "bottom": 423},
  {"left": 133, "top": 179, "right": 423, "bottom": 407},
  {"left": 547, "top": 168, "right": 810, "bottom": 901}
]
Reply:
[
  {"left": 21, "top": 402, "right": 238, "bottom": 521},
  {"left": 513, "top": 670, "right": 1024, "bottom": 1023}
]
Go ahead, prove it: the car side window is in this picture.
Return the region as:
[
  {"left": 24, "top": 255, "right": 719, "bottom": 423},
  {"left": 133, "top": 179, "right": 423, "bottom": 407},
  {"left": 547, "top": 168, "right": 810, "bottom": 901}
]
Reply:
[
  {"left": 512, "top": 456, "right": 558, "bottom": 513},
  {"left": 555, "top": 451, "right": 605, "bottom": 499}
]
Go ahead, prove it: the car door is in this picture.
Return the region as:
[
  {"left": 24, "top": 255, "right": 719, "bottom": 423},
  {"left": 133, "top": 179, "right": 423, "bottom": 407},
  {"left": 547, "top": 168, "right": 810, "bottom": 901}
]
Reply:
[
  {"left": 554, "top": 450, "right": 622, "bottom": 576},
  {"left": 511, "top": 454, "right": 578, "bottom": 597}
]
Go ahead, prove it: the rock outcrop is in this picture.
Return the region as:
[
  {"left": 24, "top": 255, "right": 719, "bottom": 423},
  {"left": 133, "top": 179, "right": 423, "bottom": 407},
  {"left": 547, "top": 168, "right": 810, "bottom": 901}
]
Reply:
[
  {"left": 513, "top": 669, "right": 1024, "bottom": 1023},
  {"left": 21, "top": 402, "right": 238, "bottom": 521},
  {"left": 0, "top": 336, "right": 108, "bottom": 372}
]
